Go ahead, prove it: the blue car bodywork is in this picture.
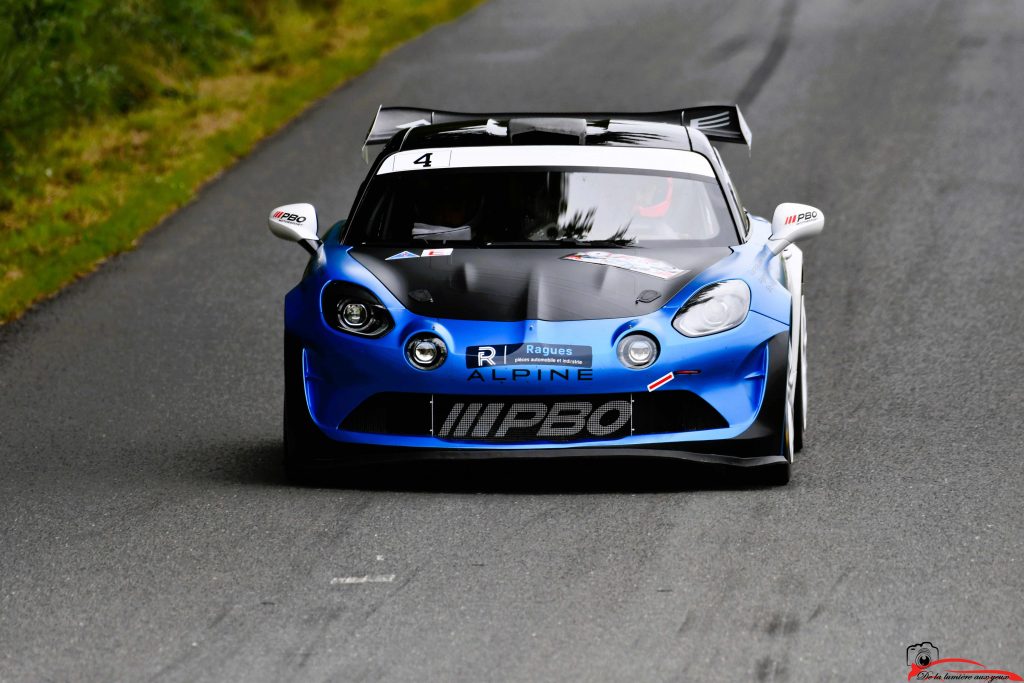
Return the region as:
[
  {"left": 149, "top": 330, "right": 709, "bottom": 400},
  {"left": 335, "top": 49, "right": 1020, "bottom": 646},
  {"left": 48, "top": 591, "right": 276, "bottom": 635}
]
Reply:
[
  {"left": 287, "top": 219, "right": 793, "bottom": 455},
  {"left": 273, "top": 106, "right": 821, "bottom": 481}
]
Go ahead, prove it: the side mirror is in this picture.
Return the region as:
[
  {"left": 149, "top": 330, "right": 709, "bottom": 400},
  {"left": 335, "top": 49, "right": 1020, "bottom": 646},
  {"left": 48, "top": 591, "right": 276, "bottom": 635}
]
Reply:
[
  {"left": 768, "top": 203, "right": 824, "bottom": 255},
  {"left": 268, "top": 203, "right": 321, "bottom": 254}
]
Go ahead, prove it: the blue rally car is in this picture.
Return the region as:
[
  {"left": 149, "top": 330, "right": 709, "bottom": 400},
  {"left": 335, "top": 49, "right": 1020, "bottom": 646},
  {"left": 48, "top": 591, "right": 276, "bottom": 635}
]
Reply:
[{"left": 268, "top": 105, "right": 824, "bottom": 484}]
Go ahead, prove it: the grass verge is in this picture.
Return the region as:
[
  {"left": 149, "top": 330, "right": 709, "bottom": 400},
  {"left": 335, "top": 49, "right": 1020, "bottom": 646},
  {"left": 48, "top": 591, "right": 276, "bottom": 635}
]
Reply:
[{"left": 0, "top": 0, "right": 481, "bottom": 322}]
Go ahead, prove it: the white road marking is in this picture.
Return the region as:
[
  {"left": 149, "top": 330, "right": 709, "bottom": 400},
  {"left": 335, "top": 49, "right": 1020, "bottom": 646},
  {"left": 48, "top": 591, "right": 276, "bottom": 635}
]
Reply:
[{"left": 330, "top": 574, "right": 395, "bottom": 585}]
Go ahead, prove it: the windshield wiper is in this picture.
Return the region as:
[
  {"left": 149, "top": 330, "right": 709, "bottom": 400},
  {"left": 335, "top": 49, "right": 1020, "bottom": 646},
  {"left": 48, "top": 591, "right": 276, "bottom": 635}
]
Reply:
[
  {"left": 485, "top": 238, "right": 636, "bottom": 247},
  {"left": 578, "top": 238, "right": 636, "bottom": 247}
]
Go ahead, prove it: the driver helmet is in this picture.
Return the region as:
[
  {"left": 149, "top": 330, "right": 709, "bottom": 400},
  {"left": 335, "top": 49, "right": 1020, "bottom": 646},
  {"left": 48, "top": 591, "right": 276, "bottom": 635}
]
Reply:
[{"left": 633, "top": 177, "right": 674, "bottom": 218}]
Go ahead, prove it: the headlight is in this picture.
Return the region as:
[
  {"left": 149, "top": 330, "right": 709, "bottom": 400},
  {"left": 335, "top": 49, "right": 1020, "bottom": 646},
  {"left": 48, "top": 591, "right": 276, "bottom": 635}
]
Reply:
[
  {"left": 341, "top": 302, "right": 369, "bottom": 328},
  {"left": 617, "top": 333, "right": 659, "bottom": 369},
  {"left": 321, "top": 281, "right": 393, "bottom": 337},
  {"left": 405, "top": 334, "right": 447, "bottom": 370},
  {"left": 672, "top": 280, "right": 750, "bottom": 337}
]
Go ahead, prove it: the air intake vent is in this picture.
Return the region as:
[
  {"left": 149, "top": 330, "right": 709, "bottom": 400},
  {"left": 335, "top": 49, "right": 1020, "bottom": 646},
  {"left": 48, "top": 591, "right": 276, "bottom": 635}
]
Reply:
[{"left": 507, "top": 117, "right": 587, "bottom": 145}]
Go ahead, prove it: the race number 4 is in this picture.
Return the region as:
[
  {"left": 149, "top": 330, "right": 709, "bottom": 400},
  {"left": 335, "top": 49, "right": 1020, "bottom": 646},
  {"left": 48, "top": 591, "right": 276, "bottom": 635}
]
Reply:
[{"left": 387, "top": 149, "right": 451, "bottom": 173}]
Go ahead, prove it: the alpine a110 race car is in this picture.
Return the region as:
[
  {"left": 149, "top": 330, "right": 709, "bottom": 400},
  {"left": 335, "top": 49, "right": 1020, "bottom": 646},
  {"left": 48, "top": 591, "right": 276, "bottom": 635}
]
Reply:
[{"left": 268, "top": 105, "right": 824, "bottom": 484}]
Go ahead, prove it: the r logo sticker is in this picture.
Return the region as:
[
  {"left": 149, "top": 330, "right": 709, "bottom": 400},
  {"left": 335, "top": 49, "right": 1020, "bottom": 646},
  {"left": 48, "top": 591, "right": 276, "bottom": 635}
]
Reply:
[{"left": 475, "top": 346, "right": 497, "bottom": 366}]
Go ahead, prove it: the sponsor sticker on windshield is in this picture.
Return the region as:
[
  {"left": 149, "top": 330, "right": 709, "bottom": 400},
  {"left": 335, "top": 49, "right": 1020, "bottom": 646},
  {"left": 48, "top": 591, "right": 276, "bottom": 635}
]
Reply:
[
  {"left": 385, "top": 250, "right": 419, "bottom": 260},
  {"left": 421, "top": 247, "right": 453, "bottom": 257},
  {"left": 561, "top": 251, "right": 686, "bottom": 280},
  {"left": 467, "top": 343, "right": 592, "bottom": 368}
]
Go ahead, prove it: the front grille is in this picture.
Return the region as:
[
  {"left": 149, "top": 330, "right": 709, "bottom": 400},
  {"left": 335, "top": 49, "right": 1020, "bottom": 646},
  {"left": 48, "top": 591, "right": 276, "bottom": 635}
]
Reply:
[
  {"left": 340, "top": 391, "right": 727, "bottom": 443},
  {"left": 341, "top": 393, "right": 432, "bottom": 436},
  {"left": 631, "top": 391, "right": 729, "bottom": 435}
]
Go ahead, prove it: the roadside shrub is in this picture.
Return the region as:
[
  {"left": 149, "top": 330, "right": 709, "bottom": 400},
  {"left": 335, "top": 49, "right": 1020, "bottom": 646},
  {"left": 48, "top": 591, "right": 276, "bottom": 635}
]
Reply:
[{"left": 0, "top": 0, "right": 253, "bottom": 176}]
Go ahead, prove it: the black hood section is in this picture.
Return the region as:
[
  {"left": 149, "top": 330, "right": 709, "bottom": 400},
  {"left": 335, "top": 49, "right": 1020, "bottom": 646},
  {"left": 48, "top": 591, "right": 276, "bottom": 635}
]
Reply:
[{"left": 349, "top": 246, "right": 730, "bottom": 322}]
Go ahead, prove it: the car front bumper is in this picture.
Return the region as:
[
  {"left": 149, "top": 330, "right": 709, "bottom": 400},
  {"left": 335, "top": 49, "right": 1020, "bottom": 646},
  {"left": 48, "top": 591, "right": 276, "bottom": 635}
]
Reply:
[{"left": 286, "top": 281, "right": 792, "bottom": 459}]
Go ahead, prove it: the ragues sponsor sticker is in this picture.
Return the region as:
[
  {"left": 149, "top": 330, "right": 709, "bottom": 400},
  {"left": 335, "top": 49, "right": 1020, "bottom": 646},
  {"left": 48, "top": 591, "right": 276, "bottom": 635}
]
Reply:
[{"left": 466, "top": 343, "right": 592, "bottom": 368}]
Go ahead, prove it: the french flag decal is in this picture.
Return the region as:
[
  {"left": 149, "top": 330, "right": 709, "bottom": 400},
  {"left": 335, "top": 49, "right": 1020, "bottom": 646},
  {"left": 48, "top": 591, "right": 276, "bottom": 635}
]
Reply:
[{"left": 647, "top": 371, "right": 674, "bottom": 392}]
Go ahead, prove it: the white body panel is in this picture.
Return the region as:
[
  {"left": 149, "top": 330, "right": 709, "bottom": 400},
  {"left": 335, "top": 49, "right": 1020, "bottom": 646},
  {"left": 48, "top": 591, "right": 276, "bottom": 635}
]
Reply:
[{"left": 377, "top": 146, "right": 716, "bottom": 178}]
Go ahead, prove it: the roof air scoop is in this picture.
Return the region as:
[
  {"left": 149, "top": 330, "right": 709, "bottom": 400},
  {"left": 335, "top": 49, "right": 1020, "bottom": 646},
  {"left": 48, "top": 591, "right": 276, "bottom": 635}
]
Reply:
[{"left": 507, "top": 117, "right": 587, "bottom": 145}]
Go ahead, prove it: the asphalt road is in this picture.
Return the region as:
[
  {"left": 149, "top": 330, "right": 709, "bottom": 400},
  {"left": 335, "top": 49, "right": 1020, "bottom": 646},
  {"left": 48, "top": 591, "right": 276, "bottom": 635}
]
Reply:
[{"left": 2, "top": 0, "right": 1023, "bottom": 681}]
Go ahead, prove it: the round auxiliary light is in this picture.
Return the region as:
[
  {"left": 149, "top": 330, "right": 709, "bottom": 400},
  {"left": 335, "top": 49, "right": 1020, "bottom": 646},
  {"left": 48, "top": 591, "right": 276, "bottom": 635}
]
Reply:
[
  {"left": 340, "top": 301, "right": 369, "bottom": 329},
  {"left": 617, "top": 333, "right": 658, "bottom": 370},
  {"left": 405, "top": 334, "right": 448, "bottom": 370}
]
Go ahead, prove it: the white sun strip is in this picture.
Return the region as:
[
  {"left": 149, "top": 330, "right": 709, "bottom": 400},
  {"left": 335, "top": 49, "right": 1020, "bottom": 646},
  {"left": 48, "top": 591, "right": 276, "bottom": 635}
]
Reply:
[
  {"left": 376, "top": 145, "right": 715, "bottom": 178},
  {"left": 330, "top": 574, "right": 396, "bottom": 585}
]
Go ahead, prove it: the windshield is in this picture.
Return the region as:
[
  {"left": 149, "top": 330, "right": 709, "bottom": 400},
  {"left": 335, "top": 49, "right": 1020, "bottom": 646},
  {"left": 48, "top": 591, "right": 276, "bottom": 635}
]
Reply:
[{"left": 345, "top": 168, "right": 738, "bottom": 246}]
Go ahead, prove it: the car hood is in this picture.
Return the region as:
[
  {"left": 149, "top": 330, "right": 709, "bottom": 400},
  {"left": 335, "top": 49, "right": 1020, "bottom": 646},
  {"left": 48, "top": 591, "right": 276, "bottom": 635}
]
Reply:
[{"left": 348, "top": 245, "right": 731, "bottom": 322}]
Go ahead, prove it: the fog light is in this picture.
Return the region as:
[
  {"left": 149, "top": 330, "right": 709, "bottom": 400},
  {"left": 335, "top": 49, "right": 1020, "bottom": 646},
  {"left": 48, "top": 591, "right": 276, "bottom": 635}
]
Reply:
[
  {"left": 617, "top": 334, "right": 658, "bottom": 369},
  {"left": 405, "top": 334, "right": 447, "bottom": 370}
]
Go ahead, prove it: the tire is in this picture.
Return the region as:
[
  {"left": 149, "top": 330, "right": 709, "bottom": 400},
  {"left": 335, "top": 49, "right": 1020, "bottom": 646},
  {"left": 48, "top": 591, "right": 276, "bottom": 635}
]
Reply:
[
  {"left": 760, "top": 401, "right": 794, "bottom": 485},
  {"left": 760, "top": 460, "right": 792, "bottom": 486},
  {"left": 794, "top": 295, "right": 807, "bottom": 452},
  {"left": 283, "top": 335, "right": 341, "bottom": 485}
]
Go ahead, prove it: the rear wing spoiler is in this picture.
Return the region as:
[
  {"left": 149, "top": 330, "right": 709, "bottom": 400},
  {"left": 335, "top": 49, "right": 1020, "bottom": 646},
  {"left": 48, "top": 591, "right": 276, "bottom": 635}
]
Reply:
[{"left": 361, "top": 104, "right": 751, "bottom": 158}]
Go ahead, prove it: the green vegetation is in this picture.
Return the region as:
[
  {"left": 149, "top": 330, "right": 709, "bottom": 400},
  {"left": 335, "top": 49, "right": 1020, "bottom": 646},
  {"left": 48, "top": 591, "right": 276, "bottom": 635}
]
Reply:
[{"left": 0, "top": 0, "right": 481, "bottom": 321}]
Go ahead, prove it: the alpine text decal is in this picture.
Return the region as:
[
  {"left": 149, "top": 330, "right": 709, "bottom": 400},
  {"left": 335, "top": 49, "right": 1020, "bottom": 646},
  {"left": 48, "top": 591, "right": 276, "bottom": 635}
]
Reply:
[
  {"left": 467, "top": 368, "right": 593, "bottom": 382},
  {"left": 467, "top": 343, "right": 592, "bottom": 369}
]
